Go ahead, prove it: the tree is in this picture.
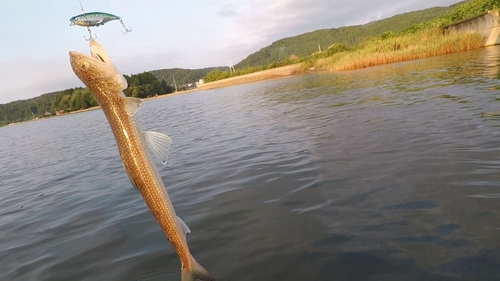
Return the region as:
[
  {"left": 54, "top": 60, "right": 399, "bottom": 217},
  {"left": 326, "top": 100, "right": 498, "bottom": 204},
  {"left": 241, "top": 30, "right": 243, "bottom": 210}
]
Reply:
[
  {"left": 203, "top": 70, "right": 231, "bottom": 82},
  {"left": 124, "top": 72, "right": 174, "bottom": 98}
]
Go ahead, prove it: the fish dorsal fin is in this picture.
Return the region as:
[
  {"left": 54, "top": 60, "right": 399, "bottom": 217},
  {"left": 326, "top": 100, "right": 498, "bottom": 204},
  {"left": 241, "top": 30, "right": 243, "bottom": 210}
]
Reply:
[
  {"left": 177, "top": 216, "right": 191, "bottom": 235},
  {"left": 143, "top": 131, "right": 172, "bottom": 165},
  {"left": 124, "top": 97, "right": 142, "bottom": 116}
]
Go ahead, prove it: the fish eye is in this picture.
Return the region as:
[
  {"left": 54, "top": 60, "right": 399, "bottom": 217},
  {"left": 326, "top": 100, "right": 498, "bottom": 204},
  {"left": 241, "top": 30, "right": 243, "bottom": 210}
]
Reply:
[{"left": 80, "top": 61, "right": 88, "bottom": 70}]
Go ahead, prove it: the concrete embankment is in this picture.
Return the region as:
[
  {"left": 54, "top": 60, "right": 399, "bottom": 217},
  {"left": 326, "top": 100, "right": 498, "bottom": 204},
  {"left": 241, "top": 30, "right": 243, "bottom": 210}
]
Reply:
[
  {"left": 444, "top": 10, "right": 500, "bottom": 46},
  {"left": 197, "top": 63, "right": 303, "bottom": 91}
]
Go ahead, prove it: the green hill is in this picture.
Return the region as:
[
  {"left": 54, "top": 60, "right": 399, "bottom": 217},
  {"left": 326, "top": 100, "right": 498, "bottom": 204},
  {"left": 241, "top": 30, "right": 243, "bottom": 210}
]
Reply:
[
  {"left": 148, "top": 67, "right": 227, "bottom": 86},
  {"left": 0, "top": 92, "right": 58, "bottom": 126},
  {"left": 0, "top": 67, "right": 226, "bottom": 126},
  {"left": 235, "top": 4, "right": 463, "bottom": 69}
]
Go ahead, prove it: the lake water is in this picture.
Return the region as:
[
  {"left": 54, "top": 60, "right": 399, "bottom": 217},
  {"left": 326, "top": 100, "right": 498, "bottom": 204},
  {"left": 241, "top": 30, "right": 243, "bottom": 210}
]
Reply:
[{"left": 2, "top": 46, "right": 500, "bottom": 281}]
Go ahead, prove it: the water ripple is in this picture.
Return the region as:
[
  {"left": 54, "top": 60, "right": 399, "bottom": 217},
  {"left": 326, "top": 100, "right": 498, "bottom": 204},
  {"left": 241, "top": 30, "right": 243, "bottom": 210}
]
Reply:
[{"left": 2, "top": 46, "right": 500, "bottom": 280}]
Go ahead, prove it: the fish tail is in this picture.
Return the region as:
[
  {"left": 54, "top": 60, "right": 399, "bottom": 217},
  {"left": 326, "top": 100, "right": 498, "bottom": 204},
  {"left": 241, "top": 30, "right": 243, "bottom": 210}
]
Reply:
[{"left": 181, "top": 256, "right": 215, "bottom": 281}]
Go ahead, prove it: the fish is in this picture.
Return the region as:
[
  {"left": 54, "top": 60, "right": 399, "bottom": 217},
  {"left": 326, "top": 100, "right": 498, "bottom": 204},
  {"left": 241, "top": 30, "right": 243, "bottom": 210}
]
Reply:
[{"left": 69, "top": 39, "right": 214, "bottom": 281}]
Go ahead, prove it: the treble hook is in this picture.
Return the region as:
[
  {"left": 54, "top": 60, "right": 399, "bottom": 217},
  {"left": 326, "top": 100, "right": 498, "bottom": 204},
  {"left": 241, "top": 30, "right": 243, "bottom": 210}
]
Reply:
[
  {"left": 119, "top": 19, "right": 132, "bottom": 34},
  {"left": 84, "top": 26, "right": 97, "bottom": 41},
  {"left": 79, "top": 1, "right": 97, "bottom": 41}
]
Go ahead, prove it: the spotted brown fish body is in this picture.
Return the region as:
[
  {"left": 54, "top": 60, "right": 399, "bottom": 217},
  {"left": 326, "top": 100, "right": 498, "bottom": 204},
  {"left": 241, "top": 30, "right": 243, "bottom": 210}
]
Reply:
[{"left": 69, "top": 39, "right": 214, "bottom": 281}]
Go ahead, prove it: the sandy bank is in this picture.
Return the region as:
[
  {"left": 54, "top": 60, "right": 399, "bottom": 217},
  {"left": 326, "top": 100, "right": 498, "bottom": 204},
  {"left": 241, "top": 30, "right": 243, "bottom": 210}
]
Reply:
[{"left": 197, "top": 64, "right": 303, "bottom": 91}]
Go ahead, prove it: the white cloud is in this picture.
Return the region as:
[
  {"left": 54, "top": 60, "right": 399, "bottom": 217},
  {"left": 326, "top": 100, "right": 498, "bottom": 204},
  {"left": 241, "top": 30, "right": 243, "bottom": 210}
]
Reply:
[{"left": 218, "top": 3, "right": 239, "bottom": 17}]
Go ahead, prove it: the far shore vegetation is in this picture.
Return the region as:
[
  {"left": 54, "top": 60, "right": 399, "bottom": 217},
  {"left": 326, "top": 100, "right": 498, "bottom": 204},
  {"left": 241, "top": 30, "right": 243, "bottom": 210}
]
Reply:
[
  {"left": 1, "top": 0, "right": 498, "bottom": 127},
  {"left": 203, "top": 0, "right": 498, "bottom": 83},
  {"left": 313, "top": 28, "right": 483, "bottom": 71}
]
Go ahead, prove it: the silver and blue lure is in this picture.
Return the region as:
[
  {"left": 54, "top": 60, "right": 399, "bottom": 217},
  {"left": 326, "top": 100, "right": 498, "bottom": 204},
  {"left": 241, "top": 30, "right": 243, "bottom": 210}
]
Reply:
[{"left": 70, "top": 10, "right": 132, "bottom": 40}]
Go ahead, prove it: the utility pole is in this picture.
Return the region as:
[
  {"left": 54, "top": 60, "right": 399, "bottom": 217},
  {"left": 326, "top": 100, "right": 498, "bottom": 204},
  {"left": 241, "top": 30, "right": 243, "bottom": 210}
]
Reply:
[
  {"left": 172, "top": 77, "right": 178, "bottom": 92},
  {"left": 227, "top": 58, "right": 236, "bottom": 73}
]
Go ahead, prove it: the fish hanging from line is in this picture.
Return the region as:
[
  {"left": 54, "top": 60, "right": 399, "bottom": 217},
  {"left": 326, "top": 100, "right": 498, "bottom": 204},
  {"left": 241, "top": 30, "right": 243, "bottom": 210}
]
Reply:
[
  {"left": 70, "top": 2, "right": 132, "bottom": 40},
  {"left": 69, "top": 39, "right": 215, "bottom": 281}
]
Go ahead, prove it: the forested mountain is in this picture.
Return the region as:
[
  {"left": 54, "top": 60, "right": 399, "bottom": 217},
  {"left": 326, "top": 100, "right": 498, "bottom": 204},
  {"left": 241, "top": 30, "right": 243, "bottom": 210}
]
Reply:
[
  {"left": 0, "top": 92, "right": 58, "bottom": 126},
  {"left": 235, "top": 5, "right": 462, "bottom": 69},
  {"left": 0, "top": 72, "right": 173, "bottom": 126},
  {"left": 0, "top": 67, "right": 227, "bottom": 126},
  {"left": 148, "top": 67, "right": 227, "bottom": 86}
]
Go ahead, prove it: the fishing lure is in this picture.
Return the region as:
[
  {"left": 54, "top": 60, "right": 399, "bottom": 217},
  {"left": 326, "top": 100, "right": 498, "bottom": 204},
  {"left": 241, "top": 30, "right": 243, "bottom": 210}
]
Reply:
[
  {"left": 70, "top": 12, "right": 132, "bottom": 31},
  {"left": 70, "top": 3, "right": 132, "bottom": 40}
]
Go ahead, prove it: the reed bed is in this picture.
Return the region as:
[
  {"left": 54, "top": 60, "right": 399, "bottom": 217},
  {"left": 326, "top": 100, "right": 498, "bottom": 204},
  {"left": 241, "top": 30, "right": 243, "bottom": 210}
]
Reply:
[{"left": 316, "top": 28, "right": 484, "bottom": 71}]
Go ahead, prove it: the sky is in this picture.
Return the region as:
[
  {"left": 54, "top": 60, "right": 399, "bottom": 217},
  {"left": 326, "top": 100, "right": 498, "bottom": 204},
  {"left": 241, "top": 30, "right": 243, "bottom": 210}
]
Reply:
[{"left": 0, "top": 0, "right": 462, "bottom": 104}]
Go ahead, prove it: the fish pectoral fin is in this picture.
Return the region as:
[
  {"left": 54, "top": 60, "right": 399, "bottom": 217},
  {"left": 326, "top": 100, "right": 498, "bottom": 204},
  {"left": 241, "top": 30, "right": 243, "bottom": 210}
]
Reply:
[
  {"left": 177, "top": 216, "right": 191, "bottom": 235},
  {"left": 116, "top": 74, "right": 128, "bottom": 91},
  {"left": 143, "top": 131, "right": 172, "bottom": 165},
  {"left": 124, "top": 97, "right": 142, "bottom": 116}
]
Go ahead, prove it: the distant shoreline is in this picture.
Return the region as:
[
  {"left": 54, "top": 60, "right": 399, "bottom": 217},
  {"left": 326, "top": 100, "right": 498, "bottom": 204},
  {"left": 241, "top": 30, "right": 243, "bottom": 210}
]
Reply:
[
  {"left": 1, "top": 32, "right": 487, "bottom": 128},
  {"left": 197, "top": 64, "right": 303, "bottom": 91},
  {"left": 1, "top": 88, "right": 207, "bottom": 128}
]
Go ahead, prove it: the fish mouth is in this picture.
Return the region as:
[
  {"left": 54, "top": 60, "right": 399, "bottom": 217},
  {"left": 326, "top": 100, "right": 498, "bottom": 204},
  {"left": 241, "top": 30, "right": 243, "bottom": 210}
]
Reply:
[
  {"left": 69, "top": 50, "right": 106, "bottom": 66},
  {"left": 69, "top": 48, "right": 128, "bottom": 92},
  {"left": 68, "top": 50, "right": 109, "bottom": 79},
  {"left": 94, "top": 53, "right": 106, "bottom": 63},
  {"left": 69, "top": 51, "right": 95, "bottom": 64},
  {"left": 89, "top": 39, "right": 114, "bottom": 66},
  {"left": 68, "top": 43, "right": 108, "bottom": 66}
]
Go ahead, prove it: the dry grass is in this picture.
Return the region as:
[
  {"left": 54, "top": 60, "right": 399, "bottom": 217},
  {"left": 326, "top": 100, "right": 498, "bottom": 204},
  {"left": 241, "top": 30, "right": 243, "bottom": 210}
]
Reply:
[{"left": 315, "top": 28, "right": 484, "bottom": 71}]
